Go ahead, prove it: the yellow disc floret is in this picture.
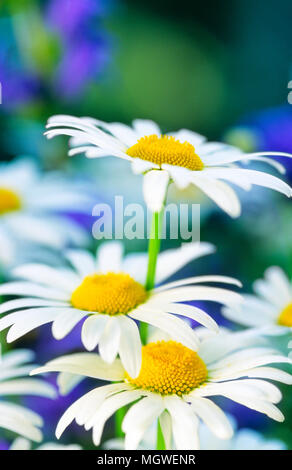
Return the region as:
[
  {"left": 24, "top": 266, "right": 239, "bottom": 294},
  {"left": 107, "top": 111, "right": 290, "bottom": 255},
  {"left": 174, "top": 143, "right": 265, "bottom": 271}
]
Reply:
[
  {"left": 278, "top": 302, "right": 292, "bottom": 327},
  {"left": 126, "top": 340, "right": 208, "bottom": 396},
  {"left": 126, "top": 134, "right": 204, "bottom": 171},
  {"left": 71, "top": 272, "right": 147, "bottom": 315},
  {"left": 0, "top": 188, "right": 21, "bottom": 215}
]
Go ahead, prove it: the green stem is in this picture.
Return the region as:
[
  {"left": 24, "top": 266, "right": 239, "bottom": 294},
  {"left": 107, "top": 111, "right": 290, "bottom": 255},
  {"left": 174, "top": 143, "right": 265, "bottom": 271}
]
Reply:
[
  {"left": 140, "top": 208, "right": 165, "bottom": 344},
  {"left": 145, "top": 211, "right": 163, "bottom": 291},
  {"left": 115, "top": 407, "right": 126, "bottom": 438},
  {"left": 156, "top": 420, "right": 166, "bottom": 450}
]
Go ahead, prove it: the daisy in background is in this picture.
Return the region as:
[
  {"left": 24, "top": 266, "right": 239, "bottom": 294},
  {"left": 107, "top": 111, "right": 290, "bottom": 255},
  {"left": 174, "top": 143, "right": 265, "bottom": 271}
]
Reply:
[
  {"left": 0, "top": 158, "right": 96, "bottom": 269},
  {"left": 0, "top": 241, "right": 242, "bottom": 378},
  {"left": 44, "top": 115, "right": 292, "bottom": 217},
  {"left": 222, "top": 266, "right": 292, "bottom": 333},
  {"left": 31, "top": 328, "right": 292, "bottom": 450},
  {"left": 104, "top": 414, "right": 286, "bottom": 450},
  {"left": 0, "top": 347, "right": 56, "bottom": 442},
  {"left": 8, "top": 437, "right": 81, "bottom": 451}
]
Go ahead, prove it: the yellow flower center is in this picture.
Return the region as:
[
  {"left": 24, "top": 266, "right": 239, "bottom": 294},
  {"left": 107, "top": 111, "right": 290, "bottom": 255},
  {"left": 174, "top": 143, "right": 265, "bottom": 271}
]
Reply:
[
  {"left": 126, "top": 340, "right": 208, "bottom": 396},
  {"left": 0, "top": 188, "right": 21, "bottom": 214},
  {"left": 71, "top": 272, "right": 147, "bottom": 315},
  {"left": 278, "top": 302, "right": 292, "bottom": 327},
  {"left": 126, "top": 134, "right": 204, "bottom": 171}
]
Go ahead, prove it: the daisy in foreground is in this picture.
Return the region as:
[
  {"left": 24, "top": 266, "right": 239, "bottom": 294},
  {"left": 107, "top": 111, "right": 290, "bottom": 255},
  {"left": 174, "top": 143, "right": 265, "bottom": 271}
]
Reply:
[
  {"left": 45, "top": 115, "right": 292, "bottom": 217},
  {"left": 31, "top": 329, "right": 292, "bottom": 450},
  {"left": 222, "top": 266, "right": 292, "bottom": 332},
  {"left": 0, "top": 241, "right": 242, "bottom": 378},
  {"left": 0, "top": 347, "right": 56, "bottom": 442},
  {"left": 0, "top": 157, "right": 96, "bottom": 268}
]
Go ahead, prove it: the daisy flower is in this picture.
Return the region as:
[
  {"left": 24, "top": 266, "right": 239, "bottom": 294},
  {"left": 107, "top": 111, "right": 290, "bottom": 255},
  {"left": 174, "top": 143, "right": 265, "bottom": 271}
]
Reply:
[
  {"left": 0, "top": 241, "right": 242, "bottom": 378},
  {"left": 31, "top": 329, "right": 292, "bottom": 450},
  {"left": 9, "top": 437, "right": 81, "bottom": 451},
  {"left": 0, "top": 347, "right": 56, "bottom": 442},
  {"left": 0, "top": 158, "right": 96, "bottom": 268},
  {"left": 45, "top": 115, "right": 292, "bottom": 217},
  {"left": 222, "top": 266, "right": 292, "bottom": 332}
]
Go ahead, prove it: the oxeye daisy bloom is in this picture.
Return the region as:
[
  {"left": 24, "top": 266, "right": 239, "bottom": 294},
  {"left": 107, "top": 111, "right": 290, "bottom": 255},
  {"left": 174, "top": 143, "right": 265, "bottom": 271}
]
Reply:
[
  {"left": 222, "top": 266, "right": 292, "bottom": 332},
  {"left": 45, "top": 115, "right": 292, "bottom": 217},
  {"left": 0, "top": 158, "right": 96, "bottom": 267},
  {"left": 0, "top": 241, "right": 242, "bottom": 378},
  {"left": 31, "top": 329, "right": 292, "bottom": 450},
  {"left": 0, "top": 347, "right": 56, "bottom": 442}
]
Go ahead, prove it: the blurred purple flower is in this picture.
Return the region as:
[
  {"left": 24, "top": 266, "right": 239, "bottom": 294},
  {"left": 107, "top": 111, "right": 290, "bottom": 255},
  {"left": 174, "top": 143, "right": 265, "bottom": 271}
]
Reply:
[
  {"left": 0, "top": 0, "right": 111, "bottom": 109},
  {"left": 242, "top": 106, "right": 292, "bottom": 153},
  {"left": 238, "top": 105, "right": 292, "bottom": 178},
  {"left": 53, "top": 36, "right": 108, "bottom": 98},
  {"left": 46, "top": 0, "right": 110, "bottom": 98},
  {"left": 0, "top": 440, "right": 9, "bottom": 450},
  {"left": 46, "top": 0, "right": 106, "bottom": 37}
]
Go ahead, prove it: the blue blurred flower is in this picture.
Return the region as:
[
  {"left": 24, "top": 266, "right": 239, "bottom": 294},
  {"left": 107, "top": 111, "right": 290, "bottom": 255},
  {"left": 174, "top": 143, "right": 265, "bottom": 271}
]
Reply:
[
  {"left": 46, "top": 0, "right": 110, "bottom": 98},
  {"left": 226, "top": 105, "right": 292, "bottom": 179},
  {"left": 0, "top": 0, "right": 111, "bottom": 109}
]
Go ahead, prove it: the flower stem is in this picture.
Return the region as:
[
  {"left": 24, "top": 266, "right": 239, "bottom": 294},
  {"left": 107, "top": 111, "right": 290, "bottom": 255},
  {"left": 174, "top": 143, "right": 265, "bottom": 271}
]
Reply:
[
  {"left": 140, "top": 208, "right": 165, "bottom": 344},
  {"left": 146, "top": 211, "right": 164, "bottom": 290},
  {"left": 115, "top": 407, "right": 125, "bottom": 438},
  {"left": 156, "top": 420, "right": 166, "bottom": 450}
]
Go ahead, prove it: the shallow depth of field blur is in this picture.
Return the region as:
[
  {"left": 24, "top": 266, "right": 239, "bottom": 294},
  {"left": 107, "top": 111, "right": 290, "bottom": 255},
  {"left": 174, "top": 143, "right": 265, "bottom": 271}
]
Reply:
[{"left": 1, "top": 0, "right": 292, "bottom": 450}]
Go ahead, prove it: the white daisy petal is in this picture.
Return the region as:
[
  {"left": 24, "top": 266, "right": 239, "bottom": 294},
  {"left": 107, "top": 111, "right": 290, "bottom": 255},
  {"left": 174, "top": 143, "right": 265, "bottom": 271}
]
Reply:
[
  {"left": 65, "top": 250, "right": 96, "bottom": 278},
  {"left": 156, "top": 274, "right": 241, "bottom": 292},
  {"left": 132, "top": 119, "right": 161, "bottom": 137},
  {"left": 0, "top": 404, "right": 43, "bottom": 442},
  {"left": 159, "top": 410, "right": 172, "bottom": 450},
  {"left": 0, "top": 282, "right": 68, "bottom": 300},
  {"left": 191, "top": 174, "right": 241, "bottom": 218},
  {"left": 188, "top": 397, "right": 233, "bottom": 439},
  {"left": 152, "top": 285, "right": 242, "bottom": 305},
  {"left": 164, "top": 396, "right": 199, "bottom": 450},
  {"left": 56, "top": 383, "right": 129, "bottom": 438},
  {"left": 96, "top": 241, "right": 124, "bottom": 272},
  {"left": 81, "top": 315, "right": 108, "bottom": 351},
  {"left": 122, "top": 252, "right": 148, "bottom": 284},
  {"left": 57, "top": 372, "right": 85, "bottom": 395},
  {"left": 211, "top": 168, "right": 292, "bottom": 197},
  {"left": 31, "top": 353, "right": 125, "bottom": 381},
  {"left": 173, "top": 129, "right": 206, "bottom": 147},
  {"left": 9, "top": 437, "right": 32, "bottom": 450},
  {"left": 143, "top": 170, "right": 169, "bottom": 212},
  {"left": 122, "top": 395, "right": 164, "bottom": 450},
  {"left": 239, "top": 367, "right": 292, "bottom": 385},
  {"left": 154, "top": 242, "right": 216, "bottom": 284},
  {"left": 12, "top": 264, "right": 79, "bottom": 292},
  {"left": 0, "top": 298, "right": 68, "bottom": 315},
  {"left": 162, "top": 303, "right": 218, "bottom": 332},
  {"left": 0, "top": 349, "right": 35, "bottom": 368},
  {"left": 98, "top": 317, "right": 121, "bottom": 364},
  {"left": 117, "top": 316, "right": 142, "bottom": 379},
  {"left": 89, "top": 390, "right": 143, "bottom": 445},
  {"left": 77, "top": 383, "right": 132, "bottom": 428},
  {"left": 130, "top": 308, "right": 199, "bottom": 351},
  {"left": 51, "top": 309, "right": 88, "bottom": 340},
  {"left": 0, "top": 308, "right": 63, "bottom": 343},
  {"left": 264, "top": 266, "right": 292, "bottom": 304},
  {"left": 131, "top": 158, "right": 158, "bottom": 174},
  {"left": 0, "top": 378, "right": 56, "bottom": 398}
]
